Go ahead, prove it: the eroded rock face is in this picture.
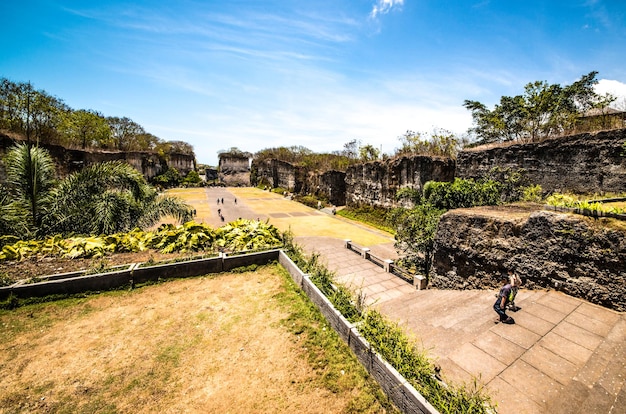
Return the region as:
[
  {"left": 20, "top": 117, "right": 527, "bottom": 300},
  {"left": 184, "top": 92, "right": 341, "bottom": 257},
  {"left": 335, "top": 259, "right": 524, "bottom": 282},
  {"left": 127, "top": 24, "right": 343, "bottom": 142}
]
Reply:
[
  {"left": 0, "top": 134, "right": 195, "bottom": 181},
  {"left": 251, "top": 159, "right": 304, "bottom": 192},
  {"left": 219, "top": 155, "right": 250, "bottom": 186},
  {"left": 345, "top": 156, "right": 456, "bottom": 208},
  {"left": 456, "top": 129, "right": 626, "bottom": 194},
  {"left": 431, "top": 206, "right": 626, "bottom": 311}
]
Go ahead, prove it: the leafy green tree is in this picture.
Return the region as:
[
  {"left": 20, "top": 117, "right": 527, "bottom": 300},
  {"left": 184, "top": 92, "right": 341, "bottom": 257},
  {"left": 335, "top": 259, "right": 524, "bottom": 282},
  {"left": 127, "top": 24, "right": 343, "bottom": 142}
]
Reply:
[
  {"left": 396, "top": 129, "right": 462, "bottom": 158},
  {"left": 0, "top": 79, "right": 67, "bottom": 145},
  {"left": 183, "top": 170, "right": 202, "bottom": 185},
  {"left": 106, "top": 116, "right": 146, "bottom": 151},
  {"left": 393, "top": 204, "right": 445, "bottom": 277},
  {"left": 168, "top": 140, "right": 195, "bottom": 155},
  {"left": 61, "top": 109, "right": 112, "bottom": 149},
  {"left": 152, "top": 168, "right": 183, "bottom": 188},
  {"left": 464, "top": 71, "right": 615, "bottom": 144},
  {"left": 135, "top": 132, "right": 162, "bottom": 152},
  {"left": 359, "top": 144, "right": 380, "bottom": 161}
]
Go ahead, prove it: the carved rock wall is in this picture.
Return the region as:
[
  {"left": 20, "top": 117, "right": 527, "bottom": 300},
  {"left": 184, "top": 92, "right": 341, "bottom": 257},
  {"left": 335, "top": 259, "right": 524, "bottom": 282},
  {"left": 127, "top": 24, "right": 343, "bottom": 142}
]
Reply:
[
  {"left": 430, "top": 206, "right": 626, "bottom": 311},
  {"left": 345, "top": 155, "right": 456, "bottom": 208},
  {"left": 218, "top": 155, "right": 250, "bottom": 186},
  {"left": 456, "top": 129, "right": 626, "bottom": 194},
  {"left": 0, "top": 134, "right": 195, "bottom": 181},
  {"left": 251, "top": 159, "right": 303, "bottom": 192}
]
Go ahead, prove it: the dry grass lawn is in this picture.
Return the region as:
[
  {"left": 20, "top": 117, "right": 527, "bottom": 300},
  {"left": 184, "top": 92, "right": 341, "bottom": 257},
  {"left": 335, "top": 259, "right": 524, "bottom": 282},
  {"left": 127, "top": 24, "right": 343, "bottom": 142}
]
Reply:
[{"left": 0, "top": 265, "right": 396, "bottom": 413}]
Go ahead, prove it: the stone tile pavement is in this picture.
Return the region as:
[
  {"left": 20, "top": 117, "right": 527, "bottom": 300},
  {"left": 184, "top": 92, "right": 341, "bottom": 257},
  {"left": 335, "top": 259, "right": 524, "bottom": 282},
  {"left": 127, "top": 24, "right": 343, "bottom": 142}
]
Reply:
[
  {"left": 201, "top": 187, "right": 626, "bottom": 414},
  {"left": 296, "top": 236, "right": 626, "bottom": 414}
]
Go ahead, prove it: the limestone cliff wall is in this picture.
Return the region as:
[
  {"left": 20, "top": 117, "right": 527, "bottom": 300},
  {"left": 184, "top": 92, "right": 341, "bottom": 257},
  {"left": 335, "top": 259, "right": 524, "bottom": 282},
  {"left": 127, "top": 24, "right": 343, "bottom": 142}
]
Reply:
[
  {"left": 456, "top": 129, "right": 626, "bottom": 194},
  {"left": 218, "top": 155, "right": 250, "bottom": 186},
  {"left": 250, "top": 160, "right": 346, "bottom": 205},
  {"left": 0, "top": 134, "right": 195, "bottom": 181},
  {"left": 345, "top": 155, "right": 455, "bottom": 208},
  {"left": 251, "top": 159, "right": 303, "bottom": 191},
  {"left": 430, "top": 206, "right": 626, "bottom": 311}
]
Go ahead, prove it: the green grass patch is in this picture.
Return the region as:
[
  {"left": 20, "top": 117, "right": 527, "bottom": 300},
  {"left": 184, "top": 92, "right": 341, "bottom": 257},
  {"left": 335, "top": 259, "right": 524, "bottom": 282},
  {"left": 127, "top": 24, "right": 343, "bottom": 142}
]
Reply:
[{"left": 336, "top": 205, "right": 396, "bottom": 234}]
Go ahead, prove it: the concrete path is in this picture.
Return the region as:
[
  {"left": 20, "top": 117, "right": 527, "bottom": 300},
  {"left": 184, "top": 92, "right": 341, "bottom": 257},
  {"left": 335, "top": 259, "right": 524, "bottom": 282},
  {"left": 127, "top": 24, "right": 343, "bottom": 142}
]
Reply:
[{"left": 199, "top": 187, "right": 626, "bottom": 414}]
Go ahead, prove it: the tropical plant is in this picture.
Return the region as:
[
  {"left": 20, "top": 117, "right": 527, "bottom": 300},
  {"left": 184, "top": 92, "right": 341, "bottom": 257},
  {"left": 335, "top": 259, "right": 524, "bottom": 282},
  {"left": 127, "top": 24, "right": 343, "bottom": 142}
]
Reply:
[
  {"left": 0, "top": 219, "right": 284, "bottom": 262},
  {"left": 41, "top": 161, "right": 192, "bottom": 235},
  {"left": 214, "top": 218, "right": 281, "bottom": 251},
  {"left": 147, "top": 222, "right": 216, "bottom": 253},
  {"left": 3, "top": 143, "right": 56, "bottom": 235}
]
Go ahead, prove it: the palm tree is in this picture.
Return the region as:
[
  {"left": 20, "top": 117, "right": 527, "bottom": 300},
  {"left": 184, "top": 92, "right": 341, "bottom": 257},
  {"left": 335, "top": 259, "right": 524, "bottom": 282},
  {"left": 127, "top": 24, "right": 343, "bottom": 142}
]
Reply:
[
  {"left": 3, "top": 142, "right": 56, "bottom": 236},
  {"left": 41, "top": 161, "right": 193, "bottom": 235},
  {"left": 2, "top": 144, "right": 193, "bottom": 237}
]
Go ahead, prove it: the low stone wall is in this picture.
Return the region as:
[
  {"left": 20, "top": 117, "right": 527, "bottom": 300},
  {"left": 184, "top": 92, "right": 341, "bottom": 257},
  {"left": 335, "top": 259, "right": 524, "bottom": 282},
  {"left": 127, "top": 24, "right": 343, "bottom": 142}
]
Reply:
[
  {"left": 430, "top": 206, "right": 626, "bottom": 312},
  {"left": 278, "top": 251, "right": 439, "bottom": 414},
  {"left": 0, "top": 251, "right": 279, "bottom": 300}
]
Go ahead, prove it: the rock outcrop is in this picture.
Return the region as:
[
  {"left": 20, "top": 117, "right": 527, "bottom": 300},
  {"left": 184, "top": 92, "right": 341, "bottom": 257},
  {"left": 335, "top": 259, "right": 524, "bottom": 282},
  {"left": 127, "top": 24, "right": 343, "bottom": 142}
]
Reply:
[
  {"left": 345, "top": 155, "right": 455, "bottom": 208},
  {"left": 0, "top": 133, "right": 195, "bottom": 181},
  {"left": 218, "top": 154, "right": 251, "bottom": 186},
  {"left": 456, "top": 129, "right": 626, "bottom": 194},
  {"left": 430, "top": 205, "right": 626, "bottom": 311}
]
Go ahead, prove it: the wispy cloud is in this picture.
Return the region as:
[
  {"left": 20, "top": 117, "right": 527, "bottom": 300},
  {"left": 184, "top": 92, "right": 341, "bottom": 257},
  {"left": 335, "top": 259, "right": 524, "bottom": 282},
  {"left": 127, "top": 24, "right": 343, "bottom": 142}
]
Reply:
[{"left": 370, "top": 0, "right": 404, "bottom": 19}]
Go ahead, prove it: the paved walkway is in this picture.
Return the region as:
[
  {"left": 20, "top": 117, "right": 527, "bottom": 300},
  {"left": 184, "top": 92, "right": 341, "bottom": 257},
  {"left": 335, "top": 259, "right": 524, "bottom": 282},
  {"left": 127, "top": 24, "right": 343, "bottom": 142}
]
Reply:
[{"left": 200, "top": 187, "right": 626, "bottom": 414}]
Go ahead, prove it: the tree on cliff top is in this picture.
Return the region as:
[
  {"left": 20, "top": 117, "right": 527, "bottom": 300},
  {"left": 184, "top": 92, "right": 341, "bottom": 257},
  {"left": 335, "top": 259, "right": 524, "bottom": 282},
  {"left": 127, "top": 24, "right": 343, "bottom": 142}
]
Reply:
[
  {"left": 0, "top": 77, "right": 195, "bottom": 157},
  {"left": 395, "top": 128, "right": 465, "bottom": 158},
  {"left": 464, "top": 71, "right": 615, "bottom": 145}
]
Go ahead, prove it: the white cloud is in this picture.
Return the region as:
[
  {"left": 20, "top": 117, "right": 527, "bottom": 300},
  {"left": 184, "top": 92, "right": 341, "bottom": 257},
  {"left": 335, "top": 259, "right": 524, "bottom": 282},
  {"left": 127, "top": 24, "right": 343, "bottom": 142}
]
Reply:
[
  {"left": 595, "top": 79, "right": 626, "bottom": 104},
  {"left": 370, "top": 0, "right": 404, "bottom": 19}
]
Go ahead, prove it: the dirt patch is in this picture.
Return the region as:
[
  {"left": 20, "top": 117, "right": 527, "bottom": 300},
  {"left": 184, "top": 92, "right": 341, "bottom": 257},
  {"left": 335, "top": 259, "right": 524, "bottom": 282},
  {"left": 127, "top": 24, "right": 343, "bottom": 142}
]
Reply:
[
  {"left": 0, "top": 266, "right": 395, "bottom": 413},
  {"left": 0, "top": 251, "right": 194, "bottom": 285}
]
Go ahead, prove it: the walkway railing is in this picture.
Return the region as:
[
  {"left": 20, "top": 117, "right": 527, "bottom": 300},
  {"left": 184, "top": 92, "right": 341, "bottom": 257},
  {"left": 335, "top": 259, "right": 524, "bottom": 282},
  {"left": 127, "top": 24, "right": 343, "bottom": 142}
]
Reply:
[{"left": 344, "top": 240, "right": 427, "bottom": 289}]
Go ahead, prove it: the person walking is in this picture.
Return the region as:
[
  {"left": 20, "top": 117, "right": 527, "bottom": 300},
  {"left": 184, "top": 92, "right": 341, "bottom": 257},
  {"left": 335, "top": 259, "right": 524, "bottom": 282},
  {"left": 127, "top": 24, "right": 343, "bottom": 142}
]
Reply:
[{"left": 494, "top": 274, "right": 515, "bottom": 324}]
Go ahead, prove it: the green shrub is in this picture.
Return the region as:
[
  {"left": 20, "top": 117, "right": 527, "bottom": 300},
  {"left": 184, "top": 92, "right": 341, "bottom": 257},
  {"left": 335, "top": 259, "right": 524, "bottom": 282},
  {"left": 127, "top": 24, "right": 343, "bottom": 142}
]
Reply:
[
  {"left": 521, "top": 184, "right": 543, "bottom": 202},
  {"left": 424, "top": 178, "right": 501, "bottom": 210}
]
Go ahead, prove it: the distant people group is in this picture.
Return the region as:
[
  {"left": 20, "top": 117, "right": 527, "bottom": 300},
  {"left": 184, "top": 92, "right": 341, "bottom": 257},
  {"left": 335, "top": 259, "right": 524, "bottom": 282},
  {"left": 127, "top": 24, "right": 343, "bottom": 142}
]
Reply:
[{"left": 216, "top": 196, "right": 239, "bottom": 222}]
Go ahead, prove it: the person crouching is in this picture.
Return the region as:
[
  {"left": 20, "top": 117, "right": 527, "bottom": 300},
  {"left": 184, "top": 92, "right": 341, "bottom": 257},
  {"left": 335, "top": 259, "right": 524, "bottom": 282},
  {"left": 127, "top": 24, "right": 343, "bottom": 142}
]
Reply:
[{"left": 494, "top": 274, "right": 515, "bottom": 324}]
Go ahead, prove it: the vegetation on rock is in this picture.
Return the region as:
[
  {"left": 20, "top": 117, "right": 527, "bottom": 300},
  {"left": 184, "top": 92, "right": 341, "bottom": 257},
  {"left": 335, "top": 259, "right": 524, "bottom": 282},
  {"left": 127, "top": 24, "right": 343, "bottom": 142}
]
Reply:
[{"left": 0, "top": 78, "right": 194, "bottom": 155}]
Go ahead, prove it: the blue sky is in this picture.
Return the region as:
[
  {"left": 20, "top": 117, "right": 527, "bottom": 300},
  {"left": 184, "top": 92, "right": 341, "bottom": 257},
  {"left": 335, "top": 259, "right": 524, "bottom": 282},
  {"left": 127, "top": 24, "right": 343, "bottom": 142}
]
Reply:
[{"left": 2, "top": 0, "right": 626, "bottom": 165}]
